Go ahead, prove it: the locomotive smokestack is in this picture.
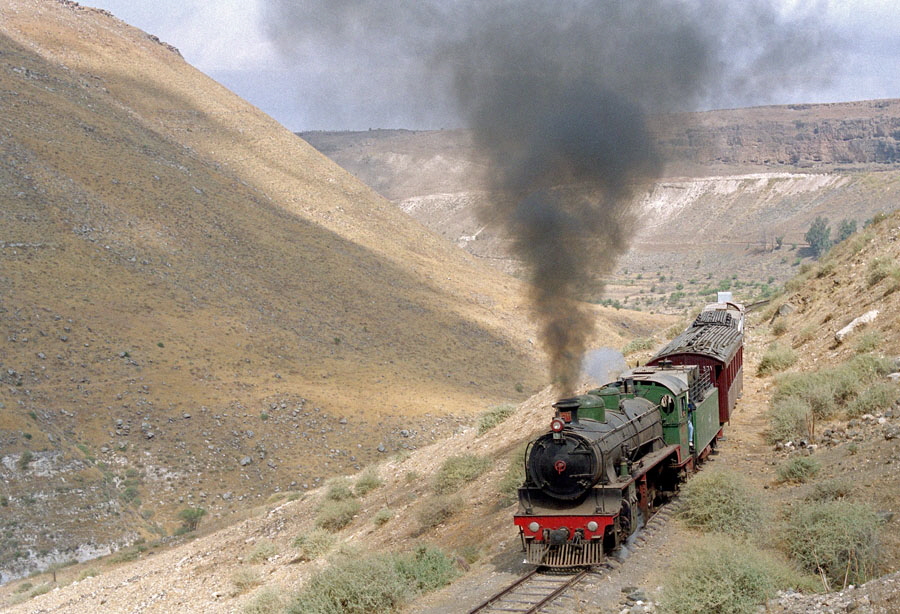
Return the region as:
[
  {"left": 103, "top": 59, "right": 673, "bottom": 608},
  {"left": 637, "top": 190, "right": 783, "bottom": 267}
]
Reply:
[{"left": 553, "top": 397, "right": 582, "bottom": 424}]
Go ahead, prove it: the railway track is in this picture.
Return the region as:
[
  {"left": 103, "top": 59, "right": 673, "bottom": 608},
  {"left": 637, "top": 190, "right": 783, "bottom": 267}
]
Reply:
[
  {"left": 467, "top": 497, "right": 683, "bottom": 614},
  {"left": 467, "top": 567, "right": 595, "bottom": 614}
]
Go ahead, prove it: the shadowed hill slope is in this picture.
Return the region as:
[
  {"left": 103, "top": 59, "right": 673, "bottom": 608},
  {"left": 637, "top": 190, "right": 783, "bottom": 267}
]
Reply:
[{"left": 0, "top": 0, "right": 669, "bottom": 580}]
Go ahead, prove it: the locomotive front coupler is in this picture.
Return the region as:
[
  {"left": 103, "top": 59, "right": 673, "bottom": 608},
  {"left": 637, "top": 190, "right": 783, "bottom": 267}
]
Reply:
[{"left": 547, "top": 528, "right": 569, "bottom": 546}]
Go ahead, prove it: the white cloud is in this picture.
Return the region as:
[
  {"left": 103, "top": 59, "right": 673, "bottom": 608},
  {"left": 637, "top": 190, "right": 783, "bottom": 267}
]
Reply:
[{"left": 86, "top": 0, "right": 281, "bottom": 71}]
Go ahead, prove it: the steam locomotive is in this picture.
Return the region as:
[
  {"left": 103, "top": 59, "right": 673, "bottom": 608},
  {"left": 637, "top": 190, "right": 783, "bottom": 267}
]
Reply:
[{"left": 514, "top": 299, "right": 744, "bottom": 566}]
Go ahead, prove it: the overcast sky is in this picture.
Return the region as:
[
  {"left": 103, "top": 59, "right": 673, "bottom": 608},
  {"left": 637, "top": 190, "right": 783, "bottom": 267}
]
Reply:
[{"left": 84, "top": 0, "right": 900, "bottom": 132}]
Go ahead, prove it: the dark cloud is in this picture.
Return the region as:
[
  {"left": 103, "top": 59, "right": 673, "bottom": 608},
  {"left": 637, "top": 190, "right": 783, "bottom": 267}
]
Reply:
[{"left": 264, "top": 0, "right": 837, "bottom": 392}]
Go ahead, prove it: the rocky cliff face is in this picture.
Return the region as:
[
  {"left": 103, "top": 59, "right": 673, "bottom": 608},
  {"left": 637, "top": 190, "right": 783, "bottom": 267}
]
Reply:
[{"left": 653, "top": 100, "right": 900, "bottom": 171}]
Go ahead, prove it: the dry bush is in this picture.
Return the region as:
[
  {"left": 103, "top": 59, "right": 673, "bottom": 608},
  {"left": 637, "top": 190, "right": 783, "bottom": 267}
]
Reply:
[
  {"left": 804, "top": 478, "right": 854, "bottom": 502},
  {"left": 846, "top": 381, "right": 900, "bottom": 417},
  {"left": 324, "top": 478, "right": 355, "bottom": 501},
  {"left": 354, "top": 468, "right": 383, "bottom": 497},
  {"left": 287, "top": 545, "right": 458, "bottom": 614},
  {"left": 247, "top": 540, "right": 277, "bottom": 563},
  {"left": 772, "top": 354, "right": 895, "bottom": 419},
  {"left": 231, "top": 568, "right": 263, "bottom": 595},
  {"left": 767, "top": 396, "right": 813, "bottom": 444},
  {"left": 243, "top": 586, "right": 283, "bottom": 614},
  {"left": 854, "top": 331, "right": 881, "bottom": 354},
  {"left": 477, "top": 405, "right": 516, "bottom": 435},
  {"left": 622, "top": 336, "right": 657, "bottom": 356},
  {"left": 497, "top": 443, "right": 528, "bottom": 506},
  {"left": 316, "top": 499, "right": 361, "bottom": 532},
  {"left": 417, "top": 494, "right": 463, "bottom": 530},
  {"left": 432, "top": 454, "right": 492, "bottom": 494},
  {"left": 677, "top": 469, "right": 766, "bottom": 537},
  {"left": 771, "top": 318, "right": 788, "bottom": 336},
  {"left": 867, "top": 256, "right": 900, "bottom": 287},
  {"left": 781, "top": 501, "right": 883, "bottom": 588},
  {"left": 776, "top": 456, "right": 820, "bottom": 484},
  {"left": 292, "top": 528, "right": 335, "bottom": 560},
  {"left": 757, "top": 343, "right": 797, "bottom": 376},
  {"left": 660, "top": 535, "right": 811, "bottom": 614},
  {"left": 373, "top": 507, "right": 394, "bottom": 527}
]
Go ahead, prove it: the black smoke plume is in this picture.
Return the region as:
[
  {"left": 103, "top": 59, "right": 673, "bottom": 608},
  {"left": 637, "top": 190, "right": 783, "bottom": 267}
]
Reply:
[{"left": 264, "top": 0, "right": 834, "bottom": 393}]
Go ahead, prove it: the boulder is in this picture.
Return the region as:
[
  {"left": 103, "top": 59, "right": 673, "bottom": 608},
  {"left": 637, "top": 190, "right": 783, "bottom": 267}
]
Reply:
[{"left": 834, "top": 310, "right": 879, "bottom": 343}]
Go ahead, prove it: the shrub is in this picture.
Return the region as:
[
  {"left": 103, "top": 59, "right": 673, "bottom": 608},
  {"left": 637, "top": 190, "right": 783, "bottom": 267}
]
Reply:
[
  {"left": 767, "top": 396, "right": 812, "bottom": 444},
  {"left": 287, "top": 546, "right": 458, "bottom": 614},
  {"left": 846, "top": 231, "right": 873, "bottom": 255},
  {"left": 316, "top": 499, "right": 361, "bottom": 531},
  {"left": 771, "top": 319, "right": 788, "bottom": 336},
  {"left": 18, "top": 450, "right": 33, "bottom": 471},
  {"left": 394, "top": 545, "right": 459, "bottom": 593},
  {"left": 794, "top": 324, "right": 816, "bottom": 346},
  {"left": 757, "top": 343, "right": 797, "bottom": 376},
  {"left": 846, "top": 382, "right": 900, "bottom": 417},
  {"left": 177, "top": 507, "right": 206, "bottom": 532},
  {"left": 477, "top": 405, "right": 516, "bottom": 435},
  {"left": 781, "top": 501, "right": 882, "bottom": 588},
  {"left": 457, "top": 544, "right": 481, "bottom": 565},
  {"left": 121, "top": 486, "right": 140, "bottom": 503},
  {"left": 243, "top": 587, "right": 283, "bottom": 614},
  {"left": 855, "top": 331, "right": 881, "bottom": 353},
  {"left": 665, "top": 322, "right": 687, "bottom": 339},
  {"left": 231, "top": 568, "right": 263, "bottom": 595},
  {"left": 373, "top": 508, "right": 394, "bottom": 527},
  {"left": 432, "top": 455, "right": 492, "bottom": 494},
  {"left": 776, "top": 456, "right": 820, "bottom": 483},
  {"left": 29, "top": 584, "right": 53, "bottom": 598},
  {"left": 660, "top": 535, "right": 808, "bottom": 614},
  {"left": 772, "top": 354, "right": 895, "bottom": 420},
  {"left": 354, "top": 469, "right": 383, "bottom": 497},
  {"left": 248, "top": 539, "right": 277, "bottom": 563},
  {"left": 805, "top": 478, "right": 853, "bottom": 502},
  {"left": 867, "top": 256, "right": 900, "bottom": 287},
  {"left": 622, "top": 337, "right": 656, "bottom": 356},
  {"left": 324, "top": 478, "right": 355, "bottom": 501},
  {"left": 677, "top": 469, "right": 766, "bottom": 537},
  {"left": 417, "top": 495, "right": 463, "bottom": 530},
  {"left": 77, "top": 568, "right": 100, "bottom": 581},
  {"left": 293, "top": 528, "right": 336, "bottom": 560}
]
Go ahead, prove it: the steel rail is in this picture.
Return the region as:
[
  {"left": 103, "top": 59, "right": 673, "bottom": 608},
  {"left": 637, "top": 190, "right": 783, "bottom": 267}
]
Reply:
[{"left": 467, "top": 568, "right": 590, "bottom": 614}]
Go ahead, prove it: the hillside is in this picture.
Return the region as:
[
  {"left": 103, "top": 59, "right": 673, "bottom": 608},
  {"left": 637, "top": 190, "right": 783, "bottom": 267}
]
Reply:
[
  {"left": 4, "top": 210, "right": 899, "bottom": 613},
  {"left": 0, "top": 0, "right": 671, "bottom": 581}
]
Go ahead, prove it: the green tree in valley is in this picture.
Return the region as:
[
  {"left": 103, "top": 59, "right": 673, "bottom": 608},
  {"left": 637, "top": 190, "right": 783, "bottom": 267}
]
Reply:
[
  {"left": 805, "top": 216, "right": 832, "bottom": 258},
  {"left": 837, "top": 218, "right": 857, "bottom": 243},
  {"left": 178, "top": 507, "right": 206, "bottom": 532}
]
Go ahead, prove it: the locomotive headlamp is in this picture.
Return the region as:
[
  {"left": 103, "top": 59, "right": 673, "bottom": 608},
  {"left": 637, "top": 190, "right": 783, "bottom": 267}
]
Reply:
[
  {"left": 528, "top": 521, "right": 540, "bottom": 533},
  {"left": 550, "top": 418, "right": 565, "bottom": 433},
  {"left": 587, "top": 521, "right": 599, "bottom": 532}
]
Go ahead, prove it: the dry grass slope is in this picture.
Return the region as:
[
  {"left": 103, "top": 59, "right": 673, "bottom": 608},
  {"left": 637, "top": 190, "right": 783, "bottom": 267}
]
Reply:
[{"left": 0, "top": 0, "right": 669, "bottom": 581}]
